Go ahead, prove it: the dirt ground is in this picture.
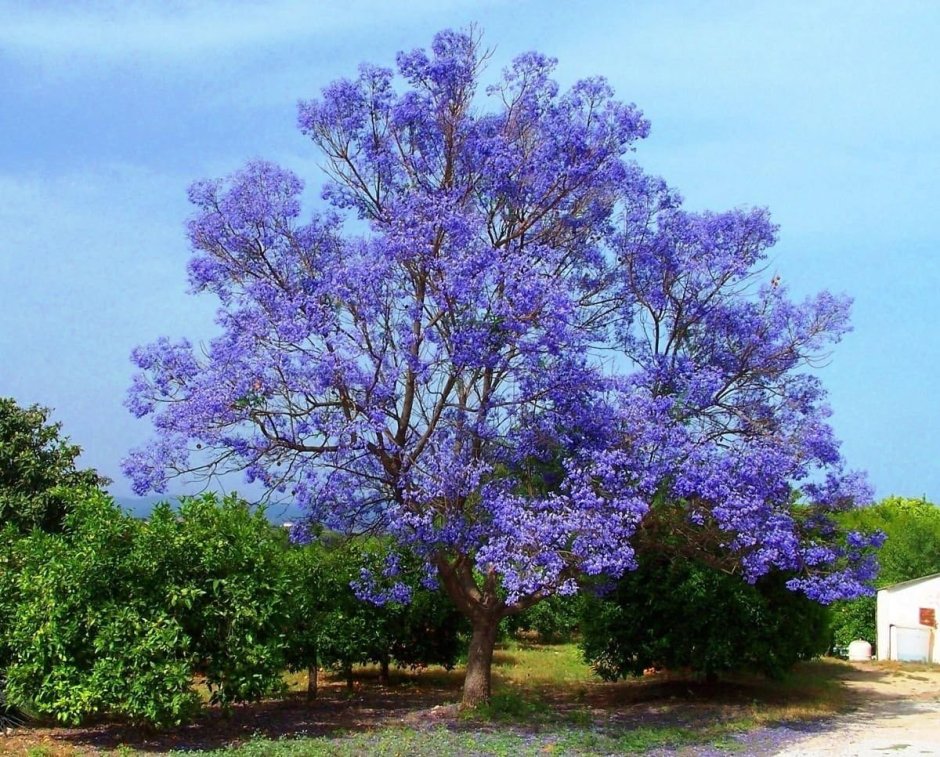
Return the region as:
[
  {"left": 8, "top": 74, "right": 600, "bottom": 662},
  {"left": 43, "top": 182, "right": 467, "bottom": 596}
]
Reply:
[
  {"left": 2, "top": 661, "right": 938, "bottom": 755},
  {"left": 0, "top": 680, "right": 457, "bottom": 755},
  {"left": 773, "top": 661, "right": 940, "bottom": 756}
]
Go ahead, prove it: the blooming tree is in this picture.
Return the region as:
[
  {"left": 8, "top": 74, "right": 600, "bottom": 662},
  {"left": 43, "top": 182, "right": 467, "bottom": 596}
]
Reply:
[{"left": 126, "top": 30, "right": 877, "bottom": 705}]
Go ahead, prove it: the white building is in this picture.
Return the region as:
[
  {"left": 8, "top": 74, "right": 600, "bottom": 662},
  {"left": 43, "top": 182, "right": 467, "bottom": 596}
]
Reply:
[{"left": 876, "top": 572, "right": 940, "bottom": 663}]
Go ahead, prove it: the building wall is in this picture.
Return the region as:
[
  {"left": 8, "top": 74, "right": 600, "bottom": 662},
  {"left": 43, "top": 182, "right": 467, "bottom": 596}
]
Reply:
[{"left": 877, "top": 576, "right": 940, "bottom": 663}]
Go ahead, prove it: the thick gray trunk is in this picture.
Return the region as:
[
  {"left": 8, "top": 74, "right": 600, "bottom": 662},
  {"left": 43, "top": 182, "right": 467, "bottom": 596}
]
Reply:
[{"left": 461, "top": 614, "right": 500, "bottom": 707}]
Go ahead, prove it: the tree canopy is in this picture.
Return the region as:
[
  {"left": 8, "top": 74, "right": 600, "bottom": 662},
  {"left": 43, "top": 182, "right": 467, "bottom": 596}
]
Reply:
[
  {"left": 0, "top": 397, "right": 106, "bottom": 533},
  {"left": 841, "top": 497, "right": 940, "bottom": 585},
  {"left": 581, "top": 555, "right": 830, "bottom": 682},
  {"left": 830, "top": 496, "right": 940, "bottom": 646},
  {"left": 125, "top": 29, "right": 877, "bottom": 704}
]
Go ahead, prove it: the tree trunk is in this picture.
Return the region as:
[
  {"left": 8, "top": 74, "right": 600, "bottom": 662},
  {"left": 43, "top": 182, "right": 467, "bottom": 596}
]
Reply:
[
  {"left": 461, "top": 613, "right": 500, "bottom": 708},
  {"left": 306, "top": 663, "right": 318, "bottom": 701},
  {"left": 344, "top": 662, "right": 354, "bottom": 691},
  {"left": 379, "top": 655, "right": 391, "bottom": 686}
]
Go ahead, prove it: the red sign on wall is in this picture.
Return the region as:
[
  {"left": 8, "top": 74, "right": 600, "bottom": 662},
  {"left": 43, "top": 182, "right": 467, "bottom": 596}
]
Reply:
[{"left": 919, "top": 607, "right": 937, "bottom": 627}]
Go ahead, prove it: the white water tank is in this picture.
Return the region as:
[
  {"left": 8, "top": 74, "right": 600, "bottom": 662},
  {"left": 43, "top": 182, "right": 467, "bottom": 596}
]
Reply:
[{"left": 847, "top": 639, "right": 873, "bottom": 661}]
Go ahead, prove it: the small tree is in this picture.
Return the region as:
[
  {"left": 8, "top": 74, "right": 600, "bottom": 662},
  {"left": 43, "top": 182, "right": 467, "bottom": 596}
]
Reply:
[
  {"left": 295, "top": 540, "right": 385, "bottom": 691},
  {"left": 0, "top": 398, "right": 106, "bottom": 533},
  {"left": 282, "top": 537, "right": 464, "bottom": 695},
  {"left": 506, "top": 594, "right": 583, "bottom": 644},
  {"left": 126, "top": 29, "right": 877, "bottom": 705},
  {"left": 581, "top": 554, "right": 829, "bottom": 682},
  {"left": 0, "top": 525, "right": 23, "bottom": 729},
  {"left": 3, "top": 489, "right": 199, "bottom": 726},
  {"left": 3, "top": 491, "right": 288, "bottom": 726},
  {"left": 351, "top": 540, "right": 466, "bottom": 680},
  {"left": 138, "top": 494, "right": 289, "bottom": 707},
  {"left": 0, "top": 527, "right": 18, "bottom": 672}
]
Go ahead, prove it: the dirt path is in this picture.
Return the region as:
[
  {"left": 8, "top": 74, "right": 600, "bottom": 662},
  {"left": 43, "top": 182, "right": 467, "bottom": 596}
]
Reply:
[{"left": 774, "top": 662, "right": 940, "bottom": 756}]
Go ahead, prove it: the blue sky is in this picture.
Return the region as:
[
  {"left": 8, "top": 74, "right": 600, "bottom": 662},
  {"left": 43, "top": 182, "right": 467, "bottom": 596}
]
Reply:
[{"left": 1, "top": 1, "right": 937, "bottom": 500}]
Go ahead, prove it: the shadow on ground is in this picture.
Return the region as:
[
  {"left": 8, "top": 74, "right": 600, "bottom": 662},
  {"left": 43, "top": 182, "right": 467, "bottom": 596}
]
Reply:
[{"left": 2, "top": 658, "right": 937, "bottom": 755}]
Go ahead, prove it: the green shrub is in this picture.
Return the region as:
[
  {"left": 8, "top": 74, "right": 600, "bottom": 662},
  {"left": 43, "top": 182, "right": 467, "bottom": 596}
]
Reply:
[
  {"left": 506, "top": 594, "right": 583, "bottom": 643},
  {"left": 138, "top": 494, "right": 288, "bottom": 706},
  {"left": 3, "top": 490, "right": 194, "bottom": 725},
  {"left": 1, "top": 485, "right": 465, "bottom": 725},
  {"left": 282, "top": 537, "right": 465, "bottom": 690},
  {"left": 3, "top": 491, "right": 287, "bottom": 726},
  {"left": 580, "top": 555, "right": 829, "bottom": 681}
]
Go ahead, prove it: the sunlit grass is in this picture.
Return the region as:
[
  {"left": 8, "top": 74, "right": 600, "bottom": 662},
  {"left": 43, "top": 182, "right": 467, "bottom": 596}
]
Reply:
[
  {"left": 492, "top": 639, "right": 594, "bottom": 688},
  {"left": 174, "top": 722, "right": 758, "bottom": 756},
  {"left": 277, "top": 643, "right": 851, "bottom": 724}
]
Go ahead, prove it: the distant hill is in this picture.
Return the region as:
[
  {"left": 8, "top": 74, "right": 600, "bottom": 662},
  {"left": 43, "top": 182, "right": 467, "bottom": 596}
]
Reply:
[{"left": 112, "top": 495, "right": 304, "bottom": 525}]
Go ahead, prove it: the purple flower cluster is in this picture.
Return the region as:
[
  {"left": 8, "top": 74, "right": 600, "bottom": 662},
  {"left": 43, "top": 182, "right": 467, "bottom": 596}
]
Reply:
[
  {"left": 125, "top": 30, "right": 877, "bottom": 615},
  {"left": 351, "top": 553, "right": 414, "bottom": 606}
]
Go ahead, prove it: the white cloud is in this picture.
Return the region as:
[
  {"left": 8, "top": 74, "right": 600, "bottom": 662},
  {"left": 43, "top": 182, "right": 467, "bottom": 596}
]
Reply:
[{"left": 0, "top": 0, "right": 502, "bottom": 63}]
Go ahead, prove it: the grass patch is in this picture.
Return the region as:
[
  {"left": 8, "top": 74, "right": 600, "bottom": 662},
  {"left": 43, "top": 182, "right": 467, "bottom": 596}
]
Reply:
[
  {"left": 547, "top": 721, "right": 753, "bottom": 754},
  {"left": 174, "top": 727, "right": 525, "bottom": 756},
  {"left": 459, "top": 690, "right": 551, "bottom": 722},
  {"left": 742, "top": 659, "right": 851, "bottom": 724},
  {"left": 869, "top": 660, "right": 940, "bottom": 675},
  {"left": 174, "top": 719, "right": 762, "bottom": 756},
  {"left": 225, "top": 647, "right": 848, "bottom": 756},
  {"left": 493, "top": 639, "right": 594, "bottom": 688}
]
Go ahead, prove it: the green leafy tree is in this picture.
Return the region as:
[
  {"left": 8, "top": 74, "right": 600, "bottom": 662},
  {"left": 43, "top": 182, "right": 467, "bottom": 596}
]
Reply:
[
  {"left": 0, "top": 525, "right": 22, "bottom": 727},
  {"left": 385, "top": 571, "right": 466, "bottom": 674},
  {"left": 830, "top": 496, "right": 940, "bottom": 647},
  {"left": 137, "top": 493, "right": 289, "bottom": 707},
  {"left": 506, "top": 594, "right": 584, "bottom": 644},
  {"left": 3, "top": 491, "right": 288, "bottom": 726},
  {"left": 0, "top": 526, "right": 17, "bottom": 670},
  {"left": 315, "top": 544, "right": 387, "bottom": 689},
  {"left": 282, "top": 537, "right": 465, "bottom": 695},
  {"left": 0, "top": 398, "right": 106, "bottom": 533},
  {"left": 580, "top": 553, "right": 829, "bottom": 682},
  {"left": 3, "top": 489, "right": 198, "bottom": 726}
]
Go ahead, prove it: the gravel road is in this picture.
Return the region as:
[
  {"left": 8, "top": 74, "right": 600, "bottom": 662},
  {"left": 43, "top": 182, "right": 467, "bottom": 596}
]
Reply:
[{"left": 772, "top": 662, "right": 940, "bottom": 756}]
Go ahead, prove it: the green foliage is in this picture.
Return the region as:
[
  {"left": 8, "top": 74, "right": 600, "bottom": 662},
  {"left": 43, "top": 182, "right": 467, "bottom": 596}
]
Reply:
[
  {"left": 830, "top": 496, "right": 940, "bottom": 647},
  {"left": 580, "top": 554, "right": 829, "bottom": 681},
  {"left": 2, "top": 491, "right": 287, "bottom": 726},
  {"left": 840, "top": 497, "right": 940, "bottom": 584},
  {"left": 505, "top": 594, "right": 583, "bottom": 643},
  {"left": 3, "top": 489, "right": 196, "bottom": 725},
  {"left": 0, "top": 527, "right": 21, "bottom": 728},
  {"left": 459, "top": 690, "right": 550, "bottom": 721},
  {"left": 282, "top": 537, "right": 465, "bottom": 682},
  {"left": 1, "top": 480, "right": 464, "bottom": 726},
  {"left": 139, "top": 494, "right": 288, "bottom": 706},
  {"left": 0, "top": 398, "right": 107, "bottom": 534},
  {"left": 0, "top": 526, "right": 18, "bottom": 671},
  {"left": 386, "top": 569, "right": 466, "bottom": 671},
  {"left": 285, "top": 540, "right": 381, "bottom": 679},
  {"left": 829, "top": 596, "right": 877, "bottom": 649}
]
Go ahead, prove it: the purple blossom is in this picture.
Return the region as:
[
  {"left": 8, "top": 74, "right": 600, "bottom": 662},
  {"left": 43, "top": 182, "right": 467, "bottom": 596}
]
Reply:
[{"left": 125, "top": 29, "right": 878, "bottom": 626}]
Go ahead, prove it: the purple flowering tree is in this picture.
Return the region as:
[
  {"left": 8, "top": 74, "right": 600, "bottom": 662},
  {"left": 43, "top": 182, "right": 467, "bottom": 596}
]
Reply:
[{"left": 126, "top": 30, "right": 877, "bottom": 705}]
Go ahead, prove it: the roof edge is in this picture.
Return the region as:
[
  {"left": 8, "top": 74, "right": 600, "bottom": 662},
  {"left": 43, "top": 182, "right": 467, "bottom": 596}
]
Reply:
[{"left": 878, "top": 572, "right": 940, "bottom": 592}]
